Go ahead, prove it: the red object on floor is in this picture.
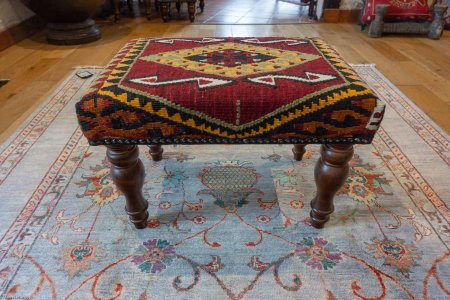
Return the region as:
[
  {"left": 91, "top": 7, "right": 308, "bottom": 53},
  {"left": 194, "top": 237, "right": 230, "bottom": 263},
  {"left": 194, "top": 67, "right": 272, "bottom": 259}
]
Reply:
[{"left": 361, "top": 0, "right": 431, "bottom": 24}]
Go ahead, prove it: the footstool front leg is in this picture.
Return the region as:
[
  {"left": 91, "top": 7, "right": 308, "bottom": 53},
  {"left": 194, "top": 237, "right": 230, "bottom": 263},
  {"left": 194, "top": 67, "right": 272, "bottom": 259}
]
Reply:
[
  {"left": 106, "top": 145, "right": 149, "bottom": 229},
  {"left": 149, "top": 144, "right": 164, "bottom": 161},
  {"left": 310, "top": 144, "right": 353, "bottom": 228}
]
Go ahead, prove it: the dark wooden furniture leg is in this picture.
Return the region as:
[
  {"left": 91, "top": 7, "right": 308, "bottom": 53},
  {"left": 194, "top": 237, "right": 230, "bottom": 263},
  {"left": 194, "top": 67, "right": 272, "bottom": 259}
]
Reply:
[
  {"left": 106, "top": 145, "right": 149, "bottom": 229},
  {"left": 176, "top": 0, "right": 181, "bottom": 13},
  {"left": 310, "top": 144, "right": 353, "bottom": 228},
  {"left": 292, "top": 144, "right": 306, "bottom": 161},
  {"left": 127, "top": 0, "right": 133, "bottom": 15},
  {"left": 112, "top": 0, "right": 121, "bottom": 20},
  {"left": 199, "top": 0, "right": 205, "bottom": 12},
  {"left": 308, "top": 0, "right": 315, "bottom": 18},
  {"left": 188, "top": 1, "right": 196, "bottom": 22},
  {"left": 160, "top": 2, "right": 170, "bottom": 22},
  {"left": 144, "top": 0, "right": 152, "bottom": 18},
  {"left": 149, "top": 144, "right": 164, "bottom": 161}
]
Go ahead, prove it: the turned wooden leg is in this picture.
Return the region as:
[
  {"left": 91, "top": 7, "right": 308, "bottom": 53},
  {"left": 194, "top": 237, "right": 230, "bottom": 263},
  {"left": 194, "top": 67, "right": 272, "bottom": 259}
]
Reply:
[
  {"left": 149, "top": 144, "right": 164, "bottom": 161},
  {"left": 199, "top": 0, "right": 205, "bottom": 12},
  {"left": 308, "top": 0, "right": 315, "bottom": 18},
  {"left": 106, "top": 145, "right": 149, "bottom": 229},
  {"left": 127, "top": 0, "right": 133, "bottom": 15},
  {"left": 144, "top": 0, "right": 152, "bottom": 18},
  {"left": 160, "top": 2, "right": 170, "bottom": 22},
  {"left": 111, "top": 0, "right": 121, "bottom": 20},
  {"left": 310, "top": 144, "right": 354, "bottom": 228},
  {"left": 188, "top": 1, "right": 196, "bottom": 22},
  {"left": 176, "top": 0, "right": 181, "bottom": 13},
  {"left": 292, "top": 144, "right": 306, "bottom": 161}
]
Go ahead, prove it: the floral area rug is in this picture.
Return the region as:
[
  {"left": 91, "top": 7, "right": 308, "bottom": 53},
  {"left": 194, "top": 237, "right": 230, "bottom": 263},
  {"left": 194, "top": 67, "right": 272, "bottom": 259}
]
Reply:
[{"left": 0, "top": 65, "right": 448, "bottom": 299}]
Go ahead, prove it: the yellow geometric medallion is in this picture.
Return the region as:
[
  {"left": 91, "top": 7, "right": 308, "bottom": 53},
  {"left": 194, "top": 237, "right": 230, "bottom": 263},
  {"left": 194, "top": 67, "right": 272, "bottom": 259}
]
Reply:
[{"left": 140, "top": 42, "right": 320, "bottom": 77}]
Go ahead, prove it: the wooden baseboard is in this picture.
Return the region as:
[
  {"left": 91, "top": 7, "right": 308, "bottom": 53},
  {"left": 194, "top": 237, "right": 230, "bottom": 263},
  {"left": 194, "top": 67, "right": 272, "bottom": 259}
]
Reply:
[
  {"left": 323, "top": 9, "right": 361, "bottom": 23},
  {"left": 0, "top": 15, "right": 44, "bottom": 52}
]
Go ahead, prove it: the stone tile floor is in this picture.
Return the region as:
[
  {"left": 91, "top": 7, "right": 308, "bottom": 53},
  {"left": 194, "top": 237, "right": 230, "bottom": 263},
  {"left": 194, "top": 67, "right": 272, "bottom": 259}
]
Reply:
[
  {"left": 114, "top": 0, "right": 315, "bottom": 24},
  {"left": 194, "top": 0, "right": 313, "bottom": 24}
]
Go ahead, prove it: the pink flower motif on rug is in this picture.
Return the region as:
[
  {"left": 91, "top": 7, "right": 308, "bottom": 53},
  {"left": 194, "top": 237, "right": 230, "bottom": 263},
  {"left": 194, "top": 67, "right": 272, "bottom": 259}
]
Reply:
[
  {"left": 340, "top": 154, "right": 392, "bottom": 204},
  {"left": 59, "top": 241, "right": 102, "bottom": 278},
  {"left": 147, "top": 218, "right": 161, "bottom": 228},
  {"left": 132, "top": 239, "right": 175, "bottom": 273},
  {"left": 192, "top": 215, "right": 206, "bottom": 224},
  {"left": 289, "top": 199, "right": 305, "bottom": 209},
  {"left": 158, "top": 201, "right": 172, "bottom": 210},
  {"left": 295, "top": 237, "right": 343, "bottom": 270},
  {"left": 367, "top": 237, "right": 421, "bottom": 278},
  {"left": 256, "top": 215, "right": 271, "bottom": 224},
  {"left": 76, "top": 158, "right": 120, "bottom": 206}
]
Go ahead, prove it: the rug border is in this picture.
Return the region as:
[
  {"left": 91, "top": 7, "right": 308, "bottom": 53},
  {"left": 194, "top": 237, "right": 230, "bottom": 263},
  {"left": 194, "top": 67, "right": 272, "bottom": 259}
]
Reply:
[
  {"left": 351, "top": 64, "right": 450, "bottom": 140},
  {"left": 0, "top": 67, "right": 101, "bottom": 152}
]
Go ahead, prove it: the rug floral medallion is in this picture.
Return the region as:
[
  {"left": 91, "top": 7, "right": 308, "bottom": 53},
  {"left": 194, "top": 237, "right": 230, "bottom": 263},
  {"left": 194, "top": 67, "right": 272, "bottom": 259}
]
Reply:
[{"left": 0, "top": 66, "right": 448, "bottom": 299}]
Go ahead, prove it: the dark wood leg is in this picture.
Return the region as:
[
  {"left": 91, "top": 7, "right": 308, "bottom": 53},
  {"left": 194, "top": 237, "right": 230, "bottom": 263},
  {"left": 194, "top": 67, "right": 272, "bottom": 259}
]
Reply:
[
  {"left": 106, "top": 145, "right": 149, "bottom": 229},
  {"left": 308, "top": 0, "right": 315, "bottom": 18},
  {"left": 155, "top": 0, "right": 160, "bottom": 10},
  {"left": 127, "top": 0, "right": 134, "bottom": 15},
  {"left": 160, "top": 2, "right": 170, "bottom": 22},
  {"left": 199, "top": 0, "right": 205, "bottom": 12},
  {"left": 149, "top": 144, "right": 164, "bottom": 161},
  {"left": 144, "top": 0, "right": 152, "bottom": 18},
  {"left": 111, "top": 0, "right": 121, "bottom": 20},
  {"left": 292, "top": 144, "right": 306, "bottom": 161},
  {"left": 188, "top": 1, "right": 196, "bottom": 22},
  {"left": 310, "top": 144, "right": 353, "bottom": 229},
  {"left": 176, "top": 0, "right": 181, "bottom": 13}
]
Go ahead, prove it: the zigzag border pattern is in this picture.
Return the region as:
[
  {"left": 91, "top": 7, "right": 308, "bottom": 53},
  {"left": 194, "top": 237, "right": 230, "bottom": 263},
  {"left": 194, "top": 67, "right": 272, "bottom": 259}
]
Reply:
[{"left": 76, "top": 37, "right": 384, "bottom": 145}]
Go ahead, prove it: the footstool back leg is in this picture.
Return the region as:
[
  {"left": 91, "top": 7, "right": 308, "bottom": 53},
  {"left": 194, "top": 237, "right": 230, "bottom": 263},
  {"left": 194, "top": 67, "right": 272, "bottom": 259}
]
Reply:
[
  {"left": 310, "top": 144, "right": 354, "bottom": 228},
  {"left": 149, "top": 144, "right": 164, "bottom": 161},
  {"left": 292, "top": 144, "right": 307, "bottom": 161},
  {"left": 106, "top": 145, "right": 149, "bottom": 229}
]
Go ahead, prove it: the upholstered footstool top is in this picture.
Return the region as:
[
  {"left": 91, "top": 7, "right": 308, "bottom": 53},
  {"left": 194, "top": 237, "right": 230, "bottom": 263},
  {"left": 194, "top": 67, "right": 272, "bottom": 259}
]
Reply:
[
  {"left": 76, "top": 37, "right": 385, "bottom": 146},
  {"left": 75, "top": 37, "right": 385, "bottom": 230}
]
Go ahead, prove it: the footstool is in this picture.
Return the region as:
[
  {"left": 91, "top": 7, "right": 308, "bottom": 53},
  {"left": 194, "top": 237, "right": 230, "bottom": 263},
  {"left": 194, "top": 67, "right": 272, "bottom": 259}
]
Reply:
[{"left": 76, "top": 37, "right": 385, "bottom": 229}]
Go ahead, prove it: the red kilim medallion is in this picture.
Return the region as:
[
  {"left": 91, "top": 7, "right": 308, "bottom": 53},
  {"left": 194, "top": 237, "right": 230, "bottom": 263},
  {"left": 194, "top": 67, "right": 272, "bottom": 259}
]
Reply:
[{"left": 76, "top": 37, "right": 385, "bottom": 145}]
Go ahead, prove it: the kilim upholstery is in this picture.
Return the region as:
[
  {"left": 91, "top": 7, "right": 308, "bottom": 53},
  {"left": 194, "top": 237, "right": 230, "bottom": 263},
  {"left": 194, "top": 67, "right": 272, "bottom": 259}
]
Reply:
[
  {"left": 76, "top": 37, "right": 385, "bottom": 146},
  {"left": 75, "top": 37, "right": 385, "bottom": 230}
]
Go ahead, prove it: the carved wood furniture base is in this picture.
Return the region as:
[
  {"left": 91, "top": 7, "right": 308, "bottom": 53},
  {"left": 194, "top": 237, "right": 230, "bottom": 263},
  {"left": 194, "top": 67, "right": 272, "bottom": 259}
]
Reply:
[{"left": 105, "top": 144, "right": 354, "bottom": 229}]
